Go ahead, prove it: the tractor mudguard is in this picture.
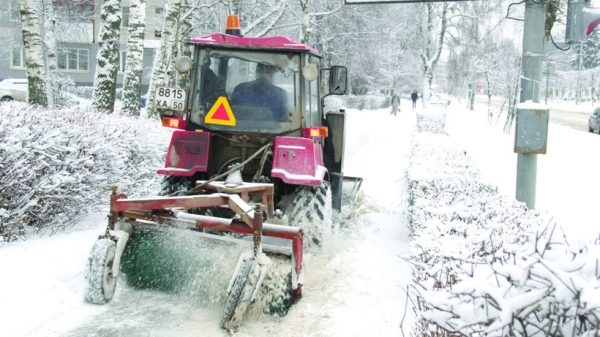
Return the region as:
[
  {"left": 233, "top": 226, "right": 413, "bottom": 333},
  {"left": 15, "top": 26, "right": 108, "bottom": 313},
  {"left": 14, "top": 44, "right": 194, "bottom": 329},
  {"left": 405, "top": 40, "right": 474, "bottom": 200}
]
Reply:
[
  {"left": 271, "top": 136, "right": 327, "bottom": 186},
  {"left": 157, "top": 130, "right": 211, "bottom": 177}
]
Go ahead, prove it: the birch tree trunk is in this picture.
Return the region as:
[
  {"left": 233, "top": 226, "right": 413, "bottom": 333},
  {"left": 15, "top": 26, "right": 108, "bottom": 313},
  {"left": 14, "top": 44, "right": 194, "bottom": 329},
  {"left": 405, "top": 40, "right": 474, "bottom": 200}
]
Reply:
[
  {"left": 20, "top": 0, "right": 48, "bottom": 107},
  {"left": 122, "top": 0, "right": 146, "bottom": 116},
  {"left": 92, "top": 0, "right": 122, "bottom": 113},
  {"left": 300, "top": 0, "right": 309, "bottom": 43},
  {"left": 42, "top": 0, "right": 57, "bottom": 106},
  {"left": 146, "top": 0, "right": 180, "bottom": 117},
  {"left": 177, "top": 2, "right": 192, "bottom": 89},
  {"left": 419, "top": 2, "right": 448, "bottom": 106},
  {"left": 168, "top": 1, "right": 182, "bottom": 86}
]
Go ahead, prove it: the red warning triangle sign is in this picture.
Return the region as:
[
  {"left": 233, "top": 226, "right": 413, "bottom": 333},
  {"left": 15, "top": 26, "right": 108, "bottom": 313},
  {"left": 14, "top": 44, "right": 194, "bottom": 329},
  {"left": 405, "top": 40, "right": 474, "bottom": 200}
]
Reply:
[{"left": 205, "top": 96, "right": 236, "bottom": 126}]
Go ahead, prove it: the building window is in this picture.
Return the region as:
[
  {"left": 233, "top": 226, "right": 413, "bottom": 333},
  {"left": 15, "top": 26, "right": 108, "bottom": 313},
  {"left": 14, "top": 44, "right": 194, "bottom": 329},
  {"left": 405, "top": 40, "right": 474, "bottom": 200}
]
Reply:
[
  {"left": 155, "top": 7, "right": 163, "bottom": 15},
  {"left": 121, "top": 6, "right": 129, "bottom": 27},
  {"left": 57, "top": 48, "right": 89, "bottom": 72},
  {"left": 11, "top": 46, "right": 25, "bottom": 69},
  {"left": 119, "top": 51, "right": 127, "bottom": 72}
]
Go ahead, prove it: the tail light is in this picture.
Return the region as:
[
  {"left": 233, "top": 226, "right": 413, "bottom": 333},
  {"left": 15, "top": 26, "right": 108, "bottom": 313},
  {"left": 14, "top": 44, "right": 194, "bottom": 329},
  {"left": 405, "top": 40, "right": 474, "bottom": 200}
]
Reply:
[
  {"left": 162, "top": 117, "right": 187, "bottom": 129},
  {"left": 302, "top": 126, "right": 328, "bottom": 138}
]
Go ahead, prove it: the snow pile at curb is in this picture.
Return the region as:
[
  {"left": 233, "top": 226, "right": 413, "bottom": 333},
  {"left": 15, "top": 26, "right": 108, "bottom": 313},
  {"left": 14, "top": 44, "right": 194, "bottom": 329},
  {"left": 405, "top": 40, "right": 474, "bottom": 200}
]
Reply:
[
  {"left": 0, "top": 102, "right": 171, "bottom": 242},
  {"left": 407, "top": 110, "right": 600, "bottom": 337}
]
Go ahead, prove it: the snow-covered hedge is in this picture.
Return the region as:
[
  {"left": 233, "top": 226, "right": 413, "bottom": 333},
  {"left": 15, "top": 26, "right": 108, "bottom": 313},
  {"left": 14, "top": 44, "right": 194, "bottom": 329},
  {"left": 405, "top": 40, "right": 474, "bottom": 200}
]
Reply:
[
  {"left": 70, "top": 86, "right": 124, "bottom": 101},
  {"left": 338, "top": 95, "right": 390, "bottom": 111},
  {"left": 0, "top": 102, "right": 171, "bottom": 242},
  {"left": 407, "top": 110, "right": 600, "bottom": 337}
]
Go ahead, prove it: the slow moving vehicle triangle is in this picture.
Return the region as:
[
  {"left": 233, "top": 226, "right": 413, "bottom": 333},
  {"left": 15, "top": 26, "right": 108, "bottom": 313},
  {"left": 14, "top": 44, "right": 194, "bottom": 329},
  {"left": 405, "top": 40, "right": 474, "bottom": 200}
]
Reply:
[{"left": 205, "top": 96, "right": 236, "bottom": 126}]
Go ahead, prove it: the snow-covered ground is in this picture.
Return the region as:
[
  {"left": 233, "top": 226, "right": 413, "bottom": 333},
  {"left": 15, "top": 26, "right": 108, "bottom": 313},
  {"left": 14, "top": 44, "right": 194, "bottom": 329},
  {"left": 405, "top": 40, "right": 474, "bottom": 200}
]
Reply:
[
  {"left": 0, "top": 96, "right": 598, "bottom": 336},
  {"left": 449, "top": 98, "right": 600, "bottom": 241}
]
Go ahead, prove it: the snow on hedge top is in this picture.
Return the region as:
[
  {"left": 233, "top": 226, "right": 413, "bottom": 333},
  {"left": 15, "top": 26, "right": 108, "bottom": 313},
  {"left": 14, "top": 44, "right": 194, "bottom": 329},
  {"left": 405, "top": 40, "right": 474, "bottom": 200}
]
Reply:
[
  {"left": 407, "top": 109, "right": 600, "bottom": 337},
  {"left": 0, "top": 102, "right": 171, "bottom": 242}
]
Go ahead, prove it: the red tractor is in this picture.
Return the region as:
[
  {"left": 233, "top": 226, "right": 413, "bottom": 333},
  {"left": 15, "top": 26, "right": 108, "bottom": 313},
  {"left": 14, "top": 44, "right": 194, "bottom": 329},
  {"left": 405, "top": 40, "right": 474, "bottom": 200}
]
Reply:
[{"left": 84, "top": 17, "right": 359, "bottom": 330}]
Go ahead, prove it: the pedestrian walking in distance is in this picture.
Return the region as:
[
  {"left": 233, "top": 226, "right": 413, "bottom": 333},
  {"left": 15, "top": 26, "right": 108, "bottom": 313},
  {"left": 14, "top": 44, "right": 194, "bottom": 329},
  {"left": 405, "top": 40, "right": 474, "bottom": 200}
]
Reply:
[
  {"left": 390, "top": 92, "right": 400, "bottom": 115},
  {"left": 411, "top": 90, "right": 418, "bottom": 109}
]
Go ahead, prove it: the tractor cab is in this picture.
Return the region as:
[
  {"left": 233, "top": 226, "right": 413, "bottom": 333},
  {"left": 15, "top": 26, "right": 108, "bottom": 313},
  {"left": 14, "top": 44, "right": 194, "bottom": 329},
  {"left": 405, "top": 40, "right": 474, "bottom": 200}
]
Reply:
[{"left": 178, "top": 33, "right": 345, "bottom": 136}]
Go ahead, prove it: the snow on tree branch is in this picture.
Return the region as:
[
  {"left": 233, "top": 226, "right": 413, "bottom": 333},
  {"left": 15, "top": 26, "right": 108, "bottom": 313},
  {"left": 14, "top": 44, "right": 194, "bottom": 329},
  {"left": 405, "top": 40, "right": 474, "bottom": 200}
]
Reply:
[{"left": 243, "top": 1, "right": 287, "bottom": 37}]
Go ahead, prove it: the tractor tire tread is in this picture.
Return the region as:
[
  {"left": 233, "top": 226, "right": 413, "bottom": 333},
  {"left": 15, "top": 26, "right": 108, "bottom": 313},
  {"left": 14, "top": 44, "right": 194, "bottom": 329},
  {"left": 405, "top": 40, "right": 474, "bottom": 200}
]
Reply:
[
  {"left": 287, "top": 181, "right": 332, "bottom": 246},
  {"left": 159, "top": 176, "right": 195, "bottom": 196}
]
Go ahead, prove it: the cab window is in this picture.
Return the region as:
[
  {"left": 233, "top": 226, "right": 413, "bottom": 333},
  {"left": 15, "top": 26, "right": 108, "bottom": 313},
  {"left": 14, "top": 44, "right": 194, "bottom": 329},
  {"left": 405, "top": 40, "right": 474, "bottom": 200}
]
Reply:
[
  {"left": 305, "top": 55, "right": 321, "bottom": 127},
  {"left": 190, "top": 49, "right": 301, "bottom": 134}
]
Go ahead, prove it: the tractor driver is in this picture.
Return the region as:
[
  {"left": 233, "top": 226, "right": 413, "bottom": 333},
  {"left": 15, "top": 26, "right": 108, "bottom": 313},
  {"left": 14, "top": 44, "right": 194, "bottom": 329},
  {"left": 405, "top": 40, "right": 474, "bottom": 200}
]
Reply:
[{"left": 231, "top": 63, "right": 289, "bottom": 122}]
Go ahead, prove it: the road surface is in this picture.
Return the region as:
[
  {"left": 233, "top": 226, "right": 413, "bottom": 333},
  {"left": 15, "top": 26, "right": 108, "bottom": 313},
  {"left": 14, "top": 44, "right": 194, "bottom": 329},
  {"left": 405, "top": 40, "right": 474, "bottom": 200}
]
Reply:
[
  {"left": 476, "top": 96, "right": 592, "bottom": 132},
  {"left": 548, "top": 108, "right": 591, "bottom": 131}
]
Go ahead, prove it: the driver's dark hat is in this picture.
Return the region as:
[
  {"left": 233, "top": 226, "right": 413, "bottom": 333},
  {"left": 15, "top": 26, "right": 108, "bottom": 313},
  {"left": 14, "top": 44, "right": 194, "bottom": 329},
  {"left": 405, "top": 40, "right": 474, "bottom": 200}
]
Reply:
[{"left": 256, "top": 63, "right": 277, "bottom": 74}]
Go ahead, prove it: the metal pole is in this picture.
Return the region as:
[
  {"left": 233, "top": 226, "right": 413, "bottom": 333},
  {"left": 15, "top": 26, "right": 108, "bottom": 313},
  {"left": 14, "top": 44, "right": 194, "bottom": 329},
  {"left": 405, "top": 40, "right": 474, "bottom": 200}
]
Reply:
[
  {"left": 545, "top": 63, "right": 549, "bottom": 104},
  {"left": 577, "top": 41, "right": 583, "bottom": 105},
  {"left": 516, "top": 0, "right": 545, "bottom": 209}
]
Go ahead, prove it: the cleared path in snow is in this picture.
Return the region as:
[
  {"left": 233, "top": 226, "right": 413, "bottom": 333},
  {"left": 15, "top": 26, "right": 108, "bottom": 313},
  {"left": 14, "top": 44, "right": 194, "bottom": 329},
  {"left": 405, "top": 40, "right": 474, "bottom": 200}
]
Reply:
[{"left": 0, "top": 102, "right": 415, "bottom": 337}]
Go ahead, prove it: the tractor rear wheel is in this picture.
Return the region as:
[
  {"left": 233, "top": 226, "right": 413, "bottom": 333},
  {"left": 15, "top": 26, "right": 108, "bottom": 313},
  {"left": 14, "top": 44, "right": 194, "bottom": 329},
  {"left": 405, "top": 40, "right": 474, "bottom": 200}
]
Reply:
[
  {"left": 287, "top": 181, "right": 333, "bottom": 246},
  {"left": 84, "top": 238, "right": 117, "bottom": 304},
  {"left": 159, "top": 175, "right": 196, "bottom": 196},
  {"left": 220, "top": 256, "right": 261, "bottom": 331}
]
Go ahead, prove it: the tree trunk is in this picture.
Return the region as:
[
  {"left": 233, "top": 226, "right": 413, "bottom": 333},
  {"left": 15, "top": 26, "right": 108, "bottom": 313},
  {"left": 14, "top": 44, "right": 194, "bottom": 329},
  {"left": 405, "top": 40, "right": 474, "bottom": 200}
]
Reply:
[
  {"left": 301, "top": 0, "right": 309, "bottom": 43},
  {"left": 146, "top": 0, "right": 180, "bottom": 117},
  {"left": 122, "top": 0, "right": 147, "bottom": 116},
  {"left": 419, "top": 2, "right": 448, "bottom": 107},
  {"left": 20, "top": 0, "right": 48, "bottom": 107},
  {"left": 92, "top": 0, "right": 122, "bottom": 114},
  {"left": 177, "top": 1, "right": 192, "bottom": 89},
  {"left": 42, "top": 0, "right": 57, "bottom": 106}
]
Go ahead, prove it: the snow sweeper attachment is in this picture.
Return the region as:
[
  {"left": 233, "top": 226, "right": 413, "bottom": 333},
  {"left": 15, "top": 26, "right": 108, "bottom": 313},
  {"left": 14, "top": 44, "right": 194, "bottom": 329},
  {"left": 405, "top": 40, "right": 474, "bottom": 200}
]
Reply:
[{"left": 84, "top": 182, "right": 304, "bottom": 330}]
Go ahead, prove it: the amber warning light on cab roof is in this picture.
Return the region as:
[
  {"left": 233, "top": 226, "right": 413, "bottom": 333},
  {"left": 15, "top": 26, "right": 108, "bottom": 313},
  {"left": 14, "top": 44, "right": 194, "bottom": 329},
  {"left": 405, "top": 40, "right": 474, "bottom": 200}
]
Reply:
[{"left": 225, "top": 14, "right": 241, "bottom": 36}]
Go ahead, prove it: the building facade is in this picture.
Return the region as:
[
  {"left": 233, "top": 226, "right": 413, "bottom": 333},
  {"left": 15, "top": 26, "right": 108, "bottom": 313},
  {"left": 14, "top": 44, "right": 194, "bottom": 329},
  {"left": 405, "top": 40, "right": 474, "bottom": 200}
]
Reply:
[{"left": 0, "top": 0, "right": 164, "bottom": 93}]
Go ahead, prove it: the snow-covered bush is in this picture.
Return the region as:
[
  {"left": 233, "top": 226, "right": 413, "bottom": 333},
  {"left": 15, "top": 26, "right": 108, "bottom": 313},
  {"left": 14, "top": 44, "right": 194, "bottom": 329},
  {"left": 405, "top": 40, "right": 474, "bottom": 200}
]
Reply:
[
  {"left": 338, "top": 95, "right": 389, "bottom": 111},
  {"left": 71, "top": 86, "right": 95, "bottom": 100},
  {"left": 70, "top": 86, "right": 123, "bottom": 102},
  {"left": 47, "top": 73, "right": 78, "bottom": 108},
  {"left": 407, "top": 110, "right": 600, "bottom": 337},
  {"left": 0, "top": 102, "right": 171, "bottom": 242}
]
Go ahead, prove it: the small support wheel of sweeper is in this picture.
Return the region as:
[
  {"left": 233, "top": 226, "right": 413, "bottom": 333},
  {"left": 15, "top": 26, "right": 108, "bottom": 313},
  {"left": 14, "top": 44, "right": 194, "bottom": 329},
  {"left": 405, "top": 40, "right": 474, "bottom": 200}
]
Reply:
[
  {"left": 84, "top": 238, "right": 118, "bottom": 304},
  {"left": 220, "top": 256, "right": 261, "bottom": 331}
]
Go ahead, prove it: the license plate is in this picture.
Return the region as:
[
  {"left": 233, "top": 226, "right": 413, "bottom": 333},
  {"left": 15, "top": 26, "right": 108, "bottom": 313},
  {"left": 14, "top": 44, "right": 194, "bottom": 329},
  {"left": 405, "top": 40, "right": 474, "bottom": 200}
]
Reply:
[{"left": 155, "top": 87, "right": 186, "bottom": 111}]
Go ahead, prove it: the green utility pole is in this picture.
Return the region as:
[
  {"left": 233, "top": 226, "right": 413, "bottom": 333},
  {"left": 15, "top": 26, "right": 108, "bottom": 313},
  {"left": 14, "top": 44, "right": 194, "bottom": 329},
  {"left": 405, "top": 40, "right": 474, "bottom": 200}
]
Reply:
[{"left": 515, "top": 0, "right": 547, "bottom": 209}]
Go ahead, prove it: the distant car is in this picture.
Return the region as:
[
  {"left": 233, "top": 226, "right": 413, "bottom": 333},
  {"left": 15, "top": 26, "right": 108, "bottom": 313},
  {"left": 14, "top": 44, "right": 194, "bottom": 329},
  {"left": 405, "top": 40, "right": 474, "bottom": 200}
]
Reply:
[
  {"left": 589, "top": 107, "right": 600, "bottom": 133},
  {"left": 0, "top": 78, "right": 27, "bottom": 102}
]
